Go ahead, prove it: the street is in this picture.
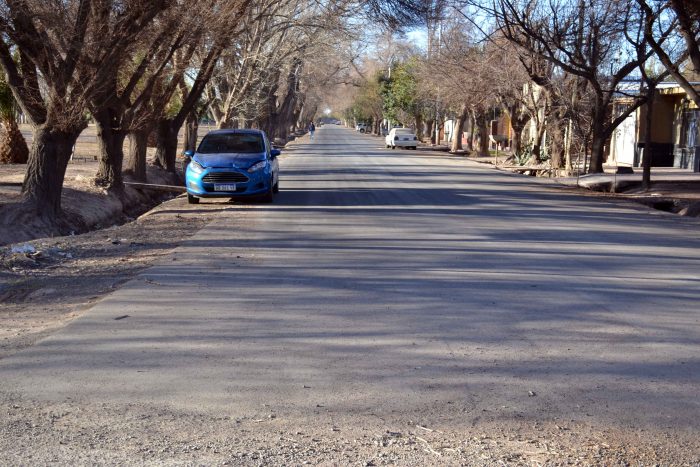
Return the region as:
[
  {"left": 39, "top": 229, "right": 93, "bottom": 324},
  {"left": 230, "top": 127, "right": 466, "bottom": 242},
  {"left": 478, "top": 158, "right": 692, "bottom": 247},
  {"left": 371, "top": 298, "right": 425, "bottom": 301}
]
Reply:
[{"left": 1, "top": 125, "right": 699, "bottom": 464}]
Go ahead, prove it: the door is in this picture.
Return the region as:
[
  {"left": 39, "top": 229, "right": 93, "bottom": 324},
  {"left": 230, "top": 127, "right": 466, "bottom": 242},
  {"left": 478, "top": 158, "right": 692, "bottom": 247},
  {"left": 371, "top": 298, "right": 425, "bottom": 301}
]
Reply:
[{"left": 613, "top": 113, "right": 636, "bottom": 166}]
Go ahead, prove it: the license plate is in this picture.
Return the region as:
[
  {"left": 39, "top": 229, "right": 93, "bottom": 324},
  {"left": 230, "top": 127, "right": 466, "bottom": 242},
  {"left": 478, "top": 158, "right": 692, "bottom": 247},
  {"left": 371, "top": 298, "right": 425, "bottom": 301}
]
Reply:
[{"left": 214, "top": 184, "right": 236, "bottom": 191}]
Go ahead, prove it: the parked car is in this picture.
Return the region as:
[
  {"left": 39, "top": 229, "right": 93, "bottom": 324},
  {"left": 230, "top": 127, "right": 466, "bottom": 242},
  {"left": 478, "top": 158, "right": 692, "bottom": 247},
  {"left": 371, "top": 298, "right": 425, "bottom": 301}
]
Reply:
[
  {"left": 355, "top": 123, "right": 370, "bottom": 133},
  {"left": 184, "top": 129, "right": 280, "bottom": 204},
  {"left": 385, "top": 128, "right": 418, "bottom": 150}
]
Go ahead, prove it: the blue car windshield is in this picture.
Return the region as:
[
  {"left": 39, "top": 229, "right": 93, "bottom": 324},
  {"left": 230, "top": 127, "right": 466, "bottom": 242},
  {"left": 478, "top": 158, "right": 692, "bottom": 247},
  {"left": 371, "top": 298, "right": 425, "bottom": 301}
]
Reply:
[{"left": 198, "top": 134, "right": 264, "bottom": 154}]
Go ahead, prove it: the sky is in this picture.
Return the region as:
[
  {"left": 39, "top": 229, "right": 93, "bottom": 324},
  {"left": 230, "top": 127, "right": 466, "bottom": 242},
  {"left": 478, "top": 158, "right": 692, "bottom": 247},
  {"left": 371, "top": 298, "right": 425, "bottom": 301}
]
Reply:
[{"left": 405, "top": 28, "right": 428, "bottom": 51}]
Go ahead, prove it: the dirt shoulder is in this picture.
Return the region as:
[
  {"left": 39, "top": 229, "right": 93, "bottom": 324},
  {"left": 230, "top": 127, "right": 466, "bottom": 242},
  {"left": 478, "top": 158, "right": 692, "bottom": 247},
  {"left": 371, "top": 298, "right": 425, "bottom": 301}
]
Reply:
[
  {"left": 0, "top": 161, "right": 183, "bottom": 246},
  {"left": 1, "top": 399, "right": 696, "bottom": 465},
  {"left": 0, "top": 196, "right": 225, "bottom": 361}
]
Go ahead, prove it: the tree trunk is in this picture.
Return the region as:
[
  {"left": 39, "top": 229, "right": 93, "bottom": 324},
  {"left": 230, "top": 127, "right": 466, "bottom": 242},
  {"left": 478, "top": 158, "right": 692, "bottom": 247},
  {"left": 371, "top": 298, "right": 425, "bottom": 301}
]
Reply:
[
  {"left": 209, "top": 102, "right": 225, "bottom": 129},
  {"left": 477, "top": 112, "right": 490, "bottom": 157},
  {"left": 588, "top": 100, "right": 606, "bottom": 173},
  {"left": 510, "top": 114, "right": 527, "bottom": 156},
  {"left": 95, "top": 114, "right": 126, "bottom": 191},
  {"left": 642, "top": 84, "right": 655, "bottom": 190},
  {"left": 425, "top": 119, "right": 434, "bottom": 143},
  {"left": 184, "top": 112, "right": 199, "bottom": 152},
  {"left": 126, "top": 129, "right": 149, "bottom": 182},
  {"left": 154, "top": 118, "right": 179, "bottom": 172},
  {"left": 450, "top": 104, "right": 469, "bottom": 153},
  {"left": 274, "top": 61, "right": 302, "bottom": 140},
  {"left": 291, "top": 102, "right": 304, "bottom": 134},
  {"left": 530, "top": 123, "right": 546, "bottom": 164},
  {"left": 414, "top": 114, "right": 423, "bottom": 140},
  {"left": 0, "top": 117, "right": 29, "bottom": 164},
  {"left": 258, "top": 88, "right": 278, "bottom": 137},
  {"left": 468, "top": 113, "right": 476, "bottom": 151},
  {"left": 589, "top": 135, "right": 606, "bottom": 174},
  {"left": 548, "top": 122, "right": 564, "bottom": 170},
  {"left": 294, "top": 103, "right": 305, "bottom": 133},
  {"left": 217, "top": 117, "right": 234, "bottom": 129},
  {"left": 21, "top": 125, "right": 82, "bottom": 220},
  {"left": 512, "top": 126, "right": 522, "bottom": 156}
]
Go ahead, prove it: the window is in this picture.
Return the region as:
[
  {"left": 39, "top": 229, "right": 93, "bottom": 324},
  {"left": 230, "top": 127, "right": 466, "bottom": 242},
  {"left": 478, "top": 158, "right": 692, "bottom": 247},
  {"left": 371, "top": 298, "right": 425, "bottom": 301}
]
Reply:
[
  {"left": 681, "top": 110, "right": 699, "bottom": 148},
  {"left": 198, "top": 134, "right": 265, "bottom": 154}
]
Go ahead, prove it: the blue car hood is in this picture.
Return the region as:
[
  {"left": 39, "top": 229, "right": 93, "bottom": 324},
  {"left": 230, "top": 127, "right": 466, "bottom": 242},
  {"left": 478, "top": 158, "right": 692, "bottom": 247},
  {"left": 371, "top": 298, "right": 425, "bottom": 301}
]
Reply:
[{"left": 194, "top": 152, "right": 265, "bottom": 169}]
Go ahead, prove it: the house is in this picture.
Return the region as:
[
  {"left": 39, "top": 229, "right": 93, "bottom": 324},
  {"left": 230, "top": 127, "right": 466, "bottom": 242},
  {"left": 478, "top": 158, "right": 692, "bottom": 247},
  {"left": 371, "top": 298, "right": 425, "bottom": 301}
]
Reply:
[
  {"left": 609, "top": 82, "right": 700, "bottom": 172},
  {"left": 440, "top": 110, "right": 513, "bottom": 150}
]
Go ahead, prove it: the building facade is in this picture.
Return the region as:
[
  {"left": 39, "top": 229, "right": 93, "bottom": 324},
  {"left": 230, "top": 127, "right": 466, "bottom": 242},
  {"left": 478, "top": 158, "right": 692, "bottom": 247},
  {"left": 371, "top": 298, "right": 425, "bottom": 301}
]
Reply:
[{"left": 609, "top": 82, "right": 700, "bottom": 172}]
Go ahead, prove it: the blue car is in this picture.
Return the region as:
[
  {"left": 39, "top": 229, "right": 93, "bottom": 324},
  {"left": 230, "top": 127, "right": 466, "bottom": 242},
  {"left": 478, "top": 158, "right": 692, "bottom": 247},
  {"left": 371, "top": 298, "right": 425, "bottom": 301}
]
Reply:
[{"left": 184, "top": 129, "right": 280, "bottom": 204}]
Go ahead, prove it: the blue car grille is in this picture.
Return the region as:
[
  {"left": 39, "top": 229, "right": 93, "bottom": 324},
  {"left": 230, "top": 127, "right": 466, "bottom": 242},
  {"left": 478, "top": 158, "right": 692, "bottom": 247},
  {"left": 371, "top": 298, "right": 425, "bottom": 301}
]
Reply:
[{"left": 202, "top": 172, "right": 249, "bottom": 183}]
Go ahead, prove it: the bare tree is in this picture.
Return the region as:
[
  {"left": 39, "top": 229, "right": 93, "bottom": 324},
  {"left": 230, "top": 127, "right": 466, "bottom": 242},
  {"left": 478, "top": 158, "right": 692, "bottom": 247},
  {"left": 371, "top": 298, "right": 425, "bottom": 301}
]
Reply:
[
  {"left": 152, "top": 1, "right": 252, "bottom": 172},
  {"left": 489, "top": 0, "right": 654, "bottom": 173},
  {"left": 206, "top": 0, "right": 291, "bottom": 130},
  {"left": 0, "top": 0, "right": 167, "bottom": 223},
  {"left": 88, "top": 3, "right": 195, "bottom": 190},
  {"left": 427, "top": 19, "right": 497, "bottom": 155},
  {"left": 640, "top": 0, "right": 700, "bottom": 107},
  {"left": 625, "top": 0, "right": 673, "bottom": 189},
  {"left": 485, "top": 40, "right": 533, "bottom": 157}
]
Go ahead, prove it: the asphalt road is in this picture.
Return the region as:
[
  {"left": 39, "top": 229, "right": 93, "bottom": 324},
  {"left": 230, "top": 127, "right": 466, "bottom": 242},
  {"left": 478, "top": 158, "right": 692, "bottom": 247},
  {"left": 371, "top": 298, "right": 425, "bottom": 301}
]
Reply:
[{"left": 2, "top": 126, "right": 699, "bottom": 463}]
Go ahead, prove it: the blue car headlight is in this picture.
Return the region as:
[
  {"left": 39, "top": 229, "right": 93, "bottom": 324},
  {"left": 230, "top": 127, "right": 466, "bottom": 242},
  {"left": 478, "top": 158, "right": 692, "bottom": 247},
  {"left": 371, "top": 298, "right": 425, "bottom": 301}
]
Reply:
[
  {"left": 189, "top": 160, "right": 204, "bottom": 174},
  {"left": 247, "top": 161, "right": 267, "bottom": 173}
]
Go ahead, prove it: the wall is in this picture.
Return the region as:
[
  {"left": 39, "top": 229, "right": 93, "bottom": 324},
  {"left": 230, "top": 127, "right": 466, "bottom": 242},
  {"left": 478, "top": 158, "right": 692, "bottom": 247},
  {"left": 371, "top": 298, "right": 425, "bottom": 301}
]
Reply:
[{"left": 636, "top": 95, "right": 676, "bottom": 144}]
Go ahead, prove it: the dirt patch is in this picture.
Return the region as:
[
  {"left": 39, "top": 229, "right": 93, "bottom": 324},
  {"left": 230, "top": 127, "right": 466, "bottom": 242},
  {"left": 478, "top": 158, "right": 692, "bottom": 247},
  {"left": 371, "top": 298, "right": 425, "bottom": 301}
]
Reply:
[
  {"left": 613, "top": 181, "right": 700, "bottom": 215},
  {"left": 0, "top": 162, "right": 184, "bottom": 246},
  {"left": 1, "top": 123, "right": 198, "bottom": 245},
  {"left": 0, "top": 397, "right": 696, "bottom": 465},
  {"left": 0, "top": 197, "right": 230, "bottom": 360}
]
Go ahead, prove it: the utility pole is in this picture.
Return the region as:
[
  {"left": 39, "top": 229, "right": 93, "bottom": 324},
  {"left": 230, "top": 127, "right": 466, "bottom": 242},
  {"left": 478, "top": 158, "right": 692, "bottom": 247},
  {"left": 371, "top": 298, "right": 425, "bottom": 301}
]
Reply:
[
  {"left": 435, "top": 97, "right": 440, "bottom": 145},
  {"left": 434, "top": 17, "right": 442, "bottom": 145}
]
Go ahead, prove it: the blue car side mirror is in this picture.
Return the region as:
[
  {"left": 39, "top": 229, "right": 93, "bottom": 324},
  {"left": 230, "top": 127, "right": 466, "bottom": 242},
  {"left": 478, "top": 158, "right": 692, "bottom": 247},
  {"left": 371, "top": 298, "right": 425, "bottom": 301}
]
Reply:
[
  {"left": 183, "top": 150, "right": 194, "bottom": 159},
  {"left": 270, "top": 149, "right": 281, "bottom": 158}
]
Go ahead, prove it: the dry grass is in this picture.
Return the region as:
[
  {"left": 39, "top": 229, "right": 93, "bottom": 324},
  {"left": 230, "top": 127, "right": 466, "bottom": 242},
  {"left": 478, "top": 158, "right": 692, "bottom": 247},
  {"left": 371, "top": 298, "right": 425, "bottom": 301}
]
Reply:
[{"left": 18, "top": 122, "right": 222, "bottom": 161}]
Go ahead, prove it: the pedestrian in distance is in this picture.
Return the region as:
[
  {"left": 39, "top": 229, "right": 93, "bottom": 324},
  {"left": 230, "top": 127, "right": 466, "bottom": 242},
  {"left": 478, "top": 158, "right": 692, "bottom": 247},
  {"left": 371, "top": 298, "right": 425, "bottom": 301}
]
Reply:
[{"left": 309, "top": 122, "right": 316, "bottom": 140}]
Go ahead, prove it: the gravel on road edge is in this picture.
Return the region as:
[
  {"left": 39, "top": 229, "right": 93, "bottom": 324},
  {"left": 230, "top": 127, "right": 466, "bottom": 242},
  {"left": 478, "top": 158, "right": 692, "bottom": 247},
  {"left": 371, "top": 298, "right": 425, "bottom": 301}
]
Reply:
[
  {"left": 1, "top": 395, "right": 697, "bottom": 465},
  {"left": 0, "top": 196, "right": 230, "bottom": 361}
]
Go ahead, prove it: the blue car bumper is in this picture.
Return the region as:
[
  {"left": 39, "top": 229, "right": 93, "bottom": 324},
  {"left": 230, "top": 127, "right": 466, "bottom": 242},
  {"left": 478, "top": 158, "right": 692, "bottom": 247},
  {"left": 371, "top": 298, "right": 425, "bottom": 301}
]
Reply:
[{"left": 186, "top": 166, "right": 271, "bottom": 198}]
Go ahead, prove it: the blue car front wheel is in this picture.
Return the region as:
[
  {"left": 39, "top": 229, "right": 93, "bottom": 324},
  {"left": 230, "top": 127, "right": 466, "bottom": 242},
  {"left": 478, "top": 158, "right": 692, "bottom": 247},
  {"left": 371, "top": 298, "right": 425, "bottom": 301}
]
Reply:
[{"left": 261, "top": 176, "right": 275, "bottom": 203}]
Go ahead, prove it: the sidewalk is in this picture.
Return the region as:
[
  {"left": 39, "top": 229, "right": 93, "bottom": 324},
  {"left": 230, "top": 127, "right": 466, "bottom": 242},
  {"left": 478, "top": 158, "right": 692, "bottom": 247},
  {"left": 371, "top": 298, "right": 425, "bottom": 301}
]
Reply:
[
  {"left": 457, "top": 150, "right": 700, "bottom": 197},
  {"left": 556, "top": 167, "right": 700, "bottom": 199},
  {"left": 455, "top": 152, "right": 700, "bottom": 215}
]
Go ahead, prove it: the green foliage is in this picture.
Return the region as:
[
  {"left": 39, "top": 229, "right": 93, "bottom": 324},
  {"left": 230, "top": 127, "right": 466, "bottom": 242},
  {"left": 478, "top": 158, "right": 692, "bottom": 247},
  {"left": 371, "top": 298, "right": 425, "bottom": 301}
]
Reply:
[
  {"left": 518, "top": 141, "right": 550, "bottom": 165},
  {"left": 349, "top": 72, "right": 384, "bottom": 123},
  {"left": 514, "top": 145, "right": 530, "bottom": 166},
  {"left": 345, "top": 57, "right": 431, "bottom": 128},
  {"left": 381, "top": 59, "right": 420, "bottom": 124}
]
